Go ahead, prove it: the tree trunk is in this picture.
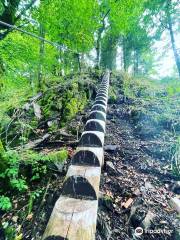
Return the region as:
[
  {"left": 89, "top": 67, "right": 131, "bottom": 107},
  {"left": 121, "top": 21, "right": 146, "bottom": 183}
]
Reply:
[
  {"left": 95, "top": 29, "right": 102, "bottom": 69},
  {"left": 38, "top": 25, "right": 45, "bottom": 89},
  {"left": 166, "top": 0, "right": 180, "bottom": 78},
  {"left": 100, "top": 33, "right": 118, "bottom": 71},
  {"left": 134, "top": 49, "right": 139, "bottom": 75},
  {"left": 77, "top": 53, "right": 81, "bottom": 73},
  {"left": 95, "top": 19, "right": 105, "bottom": 69},
  {"left": 123, "top": 37, "right": 128, "bottom": 71}
]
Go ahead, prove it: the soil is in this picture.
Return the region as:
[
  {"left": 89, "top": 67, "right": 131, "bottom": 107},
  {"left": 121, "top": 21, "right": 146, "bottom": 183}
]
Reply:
[{"left": 96, "top": 96, "right": 179, "bottom": 240}]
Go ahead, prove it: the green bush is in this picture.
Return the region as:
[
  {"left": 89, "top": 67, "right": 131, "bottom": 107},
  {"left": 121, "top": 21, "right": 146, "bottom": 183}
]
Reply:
[
  {"left": 0, "top": 150, "right": 28, "bottom": 192},
  {"left": 0, "top": 195, "right": 12, "bottom": 211},
  {"left": 47, "top": 149, "right": 68, "bottom": 162}
]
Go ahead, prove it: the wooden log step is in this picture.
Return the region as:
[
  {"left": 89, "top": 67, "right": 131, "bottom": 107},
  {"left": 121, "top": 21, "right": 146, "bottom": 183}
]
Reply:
[
  {"left": 96, "top": 93, "right": 108, "bottom": 98},
  {"left": 88, "top": 110, "right": 106, "bottom": 121},
  {"left": 99, "top": 85, "right": 108, "bottom": 88},
  {"left": 84, "top": 119, "right": 105, "bottom": 133},
  {"left": 42, "top": 197, "right": 98, "bottom": 240},
  {"left": 84, "top": 119, "right": 106, "bottom": 132},
  {"left": 94, "top": 100, "right": 107, "bottom": 106},
  {"left": 62, "top": 165, "right": 101, "bottom": 200},
  {"left": 75, "top": 146, "right": 104, "bottom": 166},
  {"left": 91, "top": 104, "right": 106, "bottom": 113},
  {"left": 96, "top": 96, "right": 108, "bottom": 102},
  {"left": 72, "top": 150, "right": 100, "bottom": 166},
  {"left": 98, "top": 89, "right": 108, "bottom": 94},
  {"left": 78, "top": 131, "right": 104, "bottom": 147}
]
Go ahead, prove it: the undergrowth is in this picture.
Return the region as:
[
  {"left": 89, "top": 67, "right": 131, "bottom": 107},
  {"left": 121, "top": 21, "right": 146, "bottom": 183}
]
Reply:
[
  {"left": 0, "top": 147, "right": 68, "bottom": 212},
  {"left": 111, "top": 72, "right": 180, "bottom": 177}
]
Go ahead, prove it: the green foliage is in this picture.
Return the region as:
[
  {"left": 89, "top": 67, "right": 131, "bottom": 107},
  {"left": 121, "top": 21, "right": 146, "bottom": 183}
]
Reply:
[
  {"left": 10, "top": 179, "right": 28, "bottom": 192},
  {"left": 61, "top": 82, "right": 87, "bottom": 125},
  {"left": 0, "top": 150, "right": 28, "bottom": 192},
  {"left": 122, "top": 73, "right": 159, "bottom": 99},
  {"left": 0, "top": 147, "right": 67, "bottom": 195},
  {"left": 2, "top": 223, "right": 16, "bottom": 240},
  {"left": 120, "top": 73, "right": 180, "bottom": 169},
  {"left": 108, "top": 85, "right": 118, "bottom": 103},
  {"left": 0, "top": 147, "right": 68, "bottom": 216},
  {"left": 39, "top": 0, "right": 99, "bottom": 53},
  {"left": 47, "top": 149, "right": 68, "bottom": 163},
  {"left": 0, "top": 195, "right": 12, "bottom": 211},
  {"left": 20, "top": 148, "right": 68, "bottom": 181},
  {"left": 107, "top": 0, "right": 145, "bottom": 35}
]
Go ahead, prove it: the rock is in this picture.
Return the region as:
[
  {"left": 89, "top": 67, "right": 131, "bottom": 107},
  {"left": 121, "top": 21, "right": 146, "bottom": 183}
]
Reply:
[
  {"left": 145, "top": 181, "right": 155, "bottom": 190},
  {"left": 104, "top": 145, "right": 118, "bottom": 151},
  {"left": 54, "top": 162, "right": 64, "bottom": 172},
  {"left": 33, "top": 102, "right": 42, "bottom": 119},
  {"left": 130, "top": 206, "right": 147, "bottom": 228},
  {"left": 23, "top": 103, "right": 31, "bottom": 111},
  {"left": 141, "top": 210, "right": 155, "bottom": 230},
  {"left": 169, "top": 197, "right": 180, "bottom": 213},
  {"left": 106, "top": 161, "right": 116, "bottom": 175},
  {"left": 133, "top": 189, "right": 141, "bottom": 196},
  {"left": 99, "top": 191, "right": 104, "bottom": 199}
]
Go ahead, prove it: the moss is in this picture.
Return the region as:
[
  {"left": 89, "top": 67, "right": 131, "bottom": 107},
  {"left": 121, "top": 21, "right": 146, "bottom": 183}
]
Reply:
[
  {"left": 0, "top": 139, "right": 5, "bottom": 154},
  {"left": 109, "top": 86, "right": 118, "bottom": 103},
  {"left": 47, "top": 149, "right": 68, "bottom": 163},
  {"left": 48, "top": 122, "right": 59, "bottom": 132},
  {"left": 61, "top": 89, "right": 87, "bottom": 126}
]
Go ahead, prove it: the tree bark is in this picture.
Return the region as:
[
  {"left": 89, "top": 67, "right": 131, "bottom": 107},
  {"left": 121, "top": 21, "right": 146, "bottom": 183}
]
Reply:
[{"left": 166, "top": 0, "right": 180, "bottom": 78}]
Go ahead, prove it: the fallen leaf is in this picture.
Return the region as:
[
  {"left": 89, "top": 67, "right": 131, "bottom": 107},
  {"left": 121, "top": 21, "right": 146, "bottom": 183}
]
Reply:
[
  {"left": 123, "top": 198, "right": 134, "bottom": 208},
  {"left": 26, "top": 213, "right": 33, "bottom": 220}
]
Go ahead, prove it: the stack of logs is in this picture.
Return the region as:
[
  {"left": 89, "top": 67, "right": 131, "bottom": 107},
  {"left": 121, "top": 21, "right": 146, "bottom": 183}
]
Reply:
[{"left": 42, "top": 71, "right": 110, "bottom": 240}]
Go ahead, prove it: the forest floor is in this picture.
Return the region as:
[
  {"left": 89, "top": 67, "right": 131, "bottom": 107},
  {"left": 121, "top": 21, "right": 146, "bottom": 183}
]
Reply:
[
  {"left": 0, "top": 73, "right": 180, "bottom": 240},
  {"left": 96, "top": 96, "right": 179, "bottom": 240}
]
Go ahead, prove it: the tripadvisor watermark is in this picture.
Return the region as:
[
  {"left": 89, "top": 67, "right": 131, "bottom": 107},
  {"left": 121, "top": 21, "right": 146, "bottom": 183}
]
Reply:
[{"left": 135, "top": 227, "right": 173, "bottom": 236}]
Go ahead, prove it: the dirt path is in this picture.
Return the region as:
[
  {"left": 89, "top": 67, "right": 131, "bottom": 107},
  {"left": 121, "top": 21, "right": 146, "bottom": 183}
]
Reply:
[{"left": 96, "top": 99, "right": 179, "bottom": 240}]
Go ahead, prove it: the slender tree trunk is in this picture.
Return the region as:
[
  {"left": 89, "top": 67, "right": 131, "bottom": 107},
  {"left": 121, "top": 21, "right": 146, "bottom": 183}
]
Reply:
[
  {"left": 95, "top": 19, "right": 105, "bottom": 69},
  {"left": 81, "top": 54, "right": 85, "bottom": 72},
  {"left": 166, "top": 0, "right": 180, "bottom": 78},
  {"left": 95, "top": 29, "right": 102, "bottom": 69},
  {"left": 38, "top": 24, "right": 45, "bottom": 89},
  {"left": 76, "top": 53, "right": 81, "bottom": 73},
  {"left": 100, "top": 33, "right": 118, "bottom": 70},
  {"left": 123, "top": 37, "right": 128, "bottom": 71},
  {"left": 134, "top": 49, "right": 139, "bottom": 75}
]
